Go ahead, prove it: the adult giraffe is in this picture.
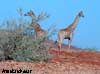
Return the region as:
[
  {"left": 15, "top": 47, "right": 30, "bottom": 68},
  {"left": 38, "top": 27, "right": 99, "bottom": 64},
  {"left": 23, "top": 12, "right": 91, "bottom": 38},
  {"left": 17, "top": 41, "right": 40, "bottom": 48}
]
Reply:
[
  {"left": 24, "top": 10, "right": 48, "bottom": 40},
  {"left": 56, "top": 11, "right": 84, "bottom": 50}
]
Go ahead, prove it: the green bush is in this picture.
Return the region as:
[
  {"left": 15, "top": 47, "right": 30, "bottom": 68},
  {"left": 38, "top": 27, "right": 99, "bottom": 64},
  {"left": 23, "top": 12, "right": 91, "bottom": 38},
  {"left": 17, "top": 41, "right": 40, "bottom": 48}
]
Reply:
[{"left": 0, "top": 8, "right": 53, "bottom": 62}]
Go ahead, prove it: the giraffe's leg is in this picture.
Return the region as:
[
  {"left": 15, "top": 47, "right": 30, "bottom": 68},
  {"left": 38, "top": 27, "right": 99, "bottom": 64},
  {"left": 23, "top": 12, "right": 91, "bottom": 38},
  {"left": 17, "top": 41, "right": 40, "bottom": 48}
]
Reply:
[
  {"left": 68, "top": 33, "right": 73, "bottom": 50},
  {"left": 68, "top": 39, "right": 72, "bottom": 49},
  {"left": 57, "top": 35, "right": 63, "bottom": 56},
  {"left": 58, "top": 42, "right": 61, "bottom": 50},
  {"left": 57, "top": 32, "right": 63, "bottom": 50}
]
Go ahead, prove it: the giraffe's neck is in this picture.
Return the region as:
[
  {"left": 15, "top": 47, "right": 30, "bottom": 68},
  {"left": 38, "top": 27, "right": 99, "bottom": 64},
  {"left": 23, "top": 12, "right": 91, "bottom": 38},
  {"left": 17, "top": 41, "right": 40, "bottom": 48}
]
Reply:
[
  {"left": 68, "top": 15, "right": 80, "bottom": 31},
  {"left": 31, "top": 15, "right": 37, "bottom": 24},
  {"left": 31, "top": 16, "right": 40, "bottom": 29},
  {"left": 31, "top": 15, "right": 43, "bottom": 32}
]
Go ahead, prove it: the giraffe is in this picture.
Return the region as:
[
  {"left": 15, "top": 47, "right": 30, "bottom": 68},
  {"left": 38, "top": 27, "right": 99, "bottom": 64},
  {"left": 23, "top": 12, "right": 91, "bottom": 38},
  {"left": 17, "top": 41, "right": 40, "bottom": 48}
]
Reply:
[
  {"left": 56, "top": 11, "right": 84, "bottom": 50},
  {"left": 24, "top": 10, "right": 47, "bottom": 40}
]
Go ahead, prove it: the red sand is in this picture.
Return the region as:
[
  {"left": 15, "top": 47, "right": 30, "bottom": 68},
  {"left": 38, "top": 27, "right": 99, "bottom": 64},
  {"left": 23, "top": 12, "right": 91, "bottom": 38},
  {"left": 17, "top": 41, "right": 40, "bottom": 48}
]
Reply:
[{"left": 0, "top": 47, "right": 100, "bottom": 74}]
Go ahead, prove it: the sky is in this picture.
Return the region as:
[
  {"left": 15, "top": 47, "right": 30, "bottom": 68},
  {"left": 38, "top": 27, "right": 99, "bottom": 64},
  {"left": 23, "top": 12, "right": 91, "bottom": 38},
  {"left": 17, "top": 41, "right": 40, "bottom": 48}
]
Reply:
[{"left": 0, "top": 0, "right": 100, "bottom": 49}]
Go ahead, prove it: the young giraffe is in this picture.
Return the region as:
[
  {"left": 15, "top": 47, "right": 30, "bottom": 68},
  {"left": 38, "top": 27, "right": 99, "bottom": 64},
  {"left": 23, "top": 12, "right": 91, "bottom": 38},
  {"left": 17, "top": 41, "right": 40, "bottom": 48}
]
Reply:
[
  {"left": 24, "top": 10, "right": 47, "bottom": 39},
  {"left": 56, "top": 11, "right": 84, "bottom": 50}
]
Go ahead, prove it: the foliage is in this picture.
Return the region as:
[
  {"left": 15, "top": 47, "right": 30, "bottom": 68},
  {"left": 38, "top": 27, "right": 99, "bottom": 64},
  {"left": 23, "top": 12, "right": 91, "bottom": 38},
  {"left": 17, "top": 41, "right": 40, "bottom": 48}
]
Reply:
[
  {"left": 0, "top": 8, "right": 52, "bottom": 62},
  {"left": 9, "top": 48, "right": 48, "bottom": 62}
]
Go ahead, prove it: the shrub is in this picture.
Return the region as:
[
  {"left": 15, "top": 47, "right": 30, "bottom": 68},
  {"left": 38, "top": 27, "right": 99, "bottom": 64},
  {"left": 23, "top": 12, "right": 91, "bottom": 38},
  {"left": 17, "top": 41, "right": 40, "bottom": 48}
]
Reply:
[{"left": 0, "top": 8, "right": 53, "bottom": 62}]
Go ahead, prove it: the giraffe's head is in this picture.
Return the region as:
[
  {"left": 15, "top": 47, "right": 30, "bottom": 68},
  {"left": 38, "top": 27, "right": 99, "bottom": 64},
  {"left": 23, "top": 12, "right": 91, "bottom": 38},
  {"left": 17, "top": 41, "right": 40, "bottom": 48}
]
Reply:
[
  {"left": 78, "top": 11, "right": 84, "bottom": 17},
  {"left": 24, "top": 10, "right": 35, "bottom": 17}
]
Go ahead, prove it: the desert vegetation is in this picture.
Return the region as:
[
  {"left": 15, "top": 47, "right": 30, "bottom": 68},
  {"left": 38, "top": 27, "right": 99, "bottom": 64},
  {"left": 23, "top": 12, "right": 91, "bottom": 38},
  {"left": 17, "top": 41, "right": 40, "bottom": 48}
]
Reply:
[{"left": 0, "top": 8, "right": 56, "bottom": 62}]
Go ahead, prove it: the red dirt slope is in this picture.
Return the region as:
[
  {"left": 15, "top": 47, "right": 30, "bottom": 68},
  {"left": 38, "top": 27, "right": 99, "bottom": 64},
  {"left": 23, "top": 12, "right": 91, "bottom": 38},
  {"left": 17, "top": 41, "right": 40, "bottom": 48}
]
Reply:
[{"left": 0, "top": 47, "right": 100, "bottom": 74}]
